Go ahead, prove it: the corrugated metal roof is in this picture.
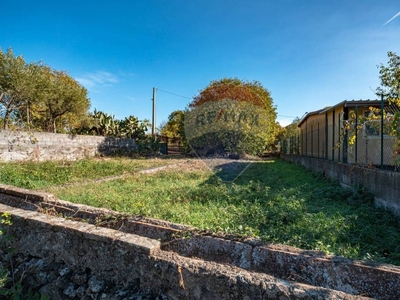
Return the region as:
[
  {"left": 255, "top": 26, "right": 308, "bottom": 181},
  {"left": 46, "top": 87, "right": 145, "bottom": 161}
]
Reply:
[
  {"left": 297, "top": 99, "right": 398, "bottom": 127},
  {"left": 318, "top": 99, "right": 382, "bottom": 114}
]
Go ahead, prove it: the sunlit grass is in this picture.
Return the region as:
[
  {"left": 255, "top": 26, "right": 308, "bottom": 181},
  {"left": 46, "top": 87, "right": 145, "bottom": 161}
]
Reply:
[
  {"left": 1, "top": 157, "right": 400, "bottom": 265},
  {"left": 0, "top": 157, "right": 179, "bottom": 189}
]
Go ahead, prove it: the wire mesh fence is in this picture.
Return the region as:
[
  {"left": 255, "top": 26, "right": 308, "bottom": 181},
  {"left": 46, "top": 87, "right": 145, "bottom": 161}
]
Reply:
[{"left": 281, "top": 118, "right": 400, "bottom": 171}]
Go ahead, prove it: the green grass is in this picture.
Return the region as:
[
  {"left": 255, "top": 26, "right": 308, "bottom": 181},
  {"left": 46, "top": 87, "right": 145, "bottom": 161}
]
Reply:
[
  {"left": 1, "top": 157, "right": 400, "bottom": 265},
  {"left": 0, "top": 157, "right": 179, "bottom": 189}
]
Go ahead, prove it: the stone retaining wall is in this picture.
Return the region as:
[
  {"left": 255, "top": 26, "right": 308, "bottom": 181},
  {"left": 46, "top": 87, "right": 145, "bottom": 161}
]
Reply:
[
  {"left": 1, "top": 185, "right": 399, "bottom": 299},
  {"left": 0, "top": 130, "right": 137, "bottom": 161}
]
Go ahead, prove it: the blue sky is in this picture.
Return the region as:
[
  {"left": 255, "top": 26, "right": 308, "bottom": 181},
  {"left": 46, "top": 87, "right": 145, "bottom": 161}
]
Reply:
[{"left": 1, "top": 0, "right": 400, "bottom": 127}]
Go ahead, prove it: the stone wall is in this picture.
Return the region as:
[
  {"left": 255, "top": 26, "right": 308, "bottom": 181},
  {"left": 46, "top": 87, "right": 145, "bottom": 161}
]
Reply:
[
  {"left": 281, "top": 154, "right": 400, "bottom": 217},
  {"left": 0, "top": 130, "right": 137, "bottom": 162},
  {"left": 1, "top": 184, "right": 400, "bottom": 299}
]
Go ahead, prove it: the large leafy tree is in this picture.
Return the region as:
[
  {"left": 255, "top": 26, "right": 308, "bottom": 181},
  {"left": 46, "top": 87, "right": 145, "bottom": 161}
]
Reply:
[
  {"left": 185, "top": 78, "right": 277, "bottom": 156},
  {"left": 342, "top": 52, "right": 400, "bottom": 149},
  {"left": 378, "top": 51, "right": 400, "bottom": 103},
  {"left": 0, "top": 47, "right": 90, "bottom": 132},
  {"left": 34, "top": 66, "right": 90, "bottom": 133},
  {"left": 377, "top": 52, "right": 400, "bottom": 150},
  {"left": 0, "top": 48, "right": 35, "bottom": 129},
  {"left": 160, "top": 110, "right": 185, "bottom": 139}
]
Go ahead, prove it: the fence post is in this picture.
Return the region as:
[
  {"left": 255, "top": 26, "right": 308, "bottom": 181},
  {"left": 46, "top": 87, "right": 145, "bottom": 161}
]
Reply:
[
  {"left": 325, "top": 113, "right": 328, "bottom": 159},
  {"left": 355, "top": 106, "right": 358, "bottom": 164},
  {"left": 297, "top": 132, "right": 300, "bottom": 155},
  {"left": 338, "top": 112, "right": 341, "bottom": 162},
  {"left": 318, "top": 122, "right": 320, "bottom": 158},
  {"left": 332, "top": 112, "right": 335, "bottom": 161},
  {"left": 290, "top": 136, "right": 294, "bottom": 154},
  {"left": 311, "top": 124, "right": 313, "bottom": 157},
  {"left": 305, "top": 122, "right": 308, "bottom": 156},
  {"left": 342, "top": 108, "right": 348, "bottom": 164}
]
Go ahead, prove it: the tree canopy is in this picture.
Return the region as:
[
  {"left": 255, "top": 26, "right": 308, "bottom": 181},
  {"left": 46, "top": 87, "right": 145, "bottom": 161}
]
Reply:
[
  {"left": 0, "top": 47, "right": 90, "bottom": 132},
  {"left": 337, "top": 52, "right": 400, "bottom": 148},
  {"left": 184, "top": 78, "right": 277, "bottom": 156},
  {"left": 0, "top": 48, "right": 33, "bottom": 129},
  {"left": 160, "top": 110, "right": 185, "bottom": 139},
  {"left": 378, "top": 51, "right": 400, "bottom": 104}
]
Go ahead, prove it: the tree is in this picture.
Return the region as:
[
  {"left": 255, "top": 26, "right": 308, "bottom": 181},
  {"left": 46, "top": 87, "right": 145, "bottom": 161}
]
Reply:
[
  {"left": 341, "top": 53, "right": 400, "bottom": 152},
  {"left": 34, "top": 66, "right": 90, "bottom": 133},
  {"left": 185, "top": 78, "right": 277, "bottom": 156},
  {"left": 277, "top": 118, "right": 300, "bottom": 154},
  {"left": 376, "top": 52, "right": 400, "bottom": 154},
  {"left": 160, "top": 110, "right": 185, "bottom": 139},
  {"left": 378, "top": 51, "right": 400, "bottom": 104},
  {"left": 0, "top": 47, "right": 91, "bottom": 132},
  {"left": 0, "top": 48, "right": 34, "bottom": 129}
]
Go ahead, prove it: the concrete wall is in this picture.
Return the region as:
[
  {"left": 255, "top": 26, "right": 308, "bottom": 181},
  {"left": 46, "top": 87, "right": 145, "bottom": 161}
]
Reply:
[
  {"left": 1, "top": 185, "right": 400, "bottom": 299},
  {"left": 0, "top": 130, "right": 137, "bottom": 161},
  {"left": 347, "top": 133, "right": 397, "bottom": 165},
  {"left": 281, "top": 154, "right": 400, "bottom": 217}
]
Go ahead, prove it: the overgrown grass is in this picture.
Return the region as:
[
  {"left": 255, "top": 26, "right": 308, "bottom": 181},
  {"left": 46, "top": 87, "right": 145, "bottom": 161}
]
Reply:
[
  {"left": 0, "top": 157, "right": 178, "bottom": 189},
  {"left": 1, "top": 158, "right": 400, "bottom": 265}
]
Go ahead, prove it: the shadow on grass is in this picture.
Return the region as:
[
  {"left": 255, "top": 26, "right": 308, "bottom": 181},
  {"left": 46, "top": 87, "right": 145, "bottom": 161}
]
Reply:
[{"left": 185, "top": 159, "right": 400, "bottom": 266}]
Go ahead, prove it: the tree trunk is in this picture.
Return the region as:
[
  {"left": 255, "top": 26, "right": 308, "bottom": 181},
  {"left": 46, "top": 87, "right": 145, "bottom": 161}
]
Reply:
[
  {"left": 1, "top": 94, "right": 11, "bottom": 130},
  {"left": 3, "top": 111, "right": 10, "bottom": 130},
  {"left": 27, "top": 105, "right": 30, "bottom": 131}
]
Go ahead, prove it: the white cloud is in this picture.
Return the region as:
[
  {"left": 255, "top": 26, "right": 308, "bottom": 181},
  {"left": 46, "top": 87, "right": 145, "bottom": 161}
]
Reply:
[
  {"left": 383, "top": 11, "right": 400, "bottom": 26},
  {"left": 76, "top": 71, "right": 119, "bottom": 88}
]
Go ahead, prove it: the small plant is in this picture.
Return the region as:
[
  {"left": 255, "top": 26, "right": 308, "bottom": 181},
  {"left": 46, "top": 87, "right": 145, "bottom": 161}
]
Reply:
[
  {"left": 138, "top": 137, "right": 161, "bottom": 155},
  {"left": 0, "top": 213, "right": 48, "bottom": 300}
]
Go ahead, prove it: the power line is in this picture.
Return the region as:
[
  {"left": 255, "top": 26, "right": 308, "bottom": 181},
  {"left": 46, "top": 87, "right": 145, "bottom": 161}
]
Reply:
[
  {"left": 277, "top": 115, "right": 297, "bottom": 118},
  {"left": 155, "top": 88, "right": 298, "bottom": 119},
  {"left": 156, "top": 88, "right": 192, "bottom": 100}
]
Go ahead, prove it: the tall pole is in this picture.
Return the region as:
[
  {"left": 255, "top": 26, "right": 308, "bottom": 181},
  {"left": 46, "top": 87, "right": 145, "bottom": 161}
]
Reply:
[
  {"left": 152, "top": 87, "right": 156, "bottom": 138},
  {"left": 381, "top": 93, "right": 384, "bottom": 169}
]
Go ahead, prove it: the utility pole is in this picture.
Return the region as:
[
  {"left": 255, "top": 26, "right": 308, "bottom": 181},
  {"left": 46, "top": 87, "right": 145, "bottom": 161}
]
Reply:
[
  {"left": 380, "top": 93, "right": 384, "bottom": 169},
  {"left": 152, "top": 87, "right": 156, "bottom": 138}
]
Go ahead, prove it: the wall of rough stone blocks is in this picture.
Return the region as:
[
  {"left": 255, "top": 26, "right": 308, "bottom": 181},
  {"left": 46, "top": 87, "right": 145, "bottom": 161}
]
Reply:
[
  {"left": 1, "top": 185, "right": 400, "bottom": 299},
  {"left": 0, "top": 130, "right": 137, "bottom": 161}
]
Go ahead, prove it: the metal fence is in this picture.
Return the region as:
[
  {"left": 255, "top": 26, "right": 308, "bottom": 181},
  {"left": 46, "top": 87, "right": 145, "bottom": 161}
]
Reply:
[
  {"left": 280, "top": 132, "right": 300, "bottom": 156},
  {"left": 156, "top": 135, "right": 185, "bottom": 155},
  {"left": 281, "top": 118, "right": 400, "bottom": 171}
]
